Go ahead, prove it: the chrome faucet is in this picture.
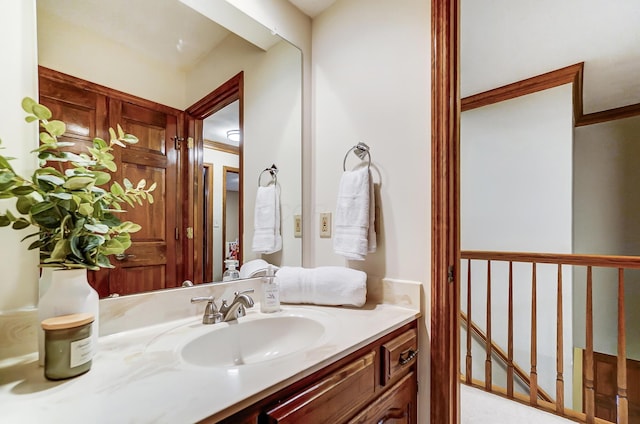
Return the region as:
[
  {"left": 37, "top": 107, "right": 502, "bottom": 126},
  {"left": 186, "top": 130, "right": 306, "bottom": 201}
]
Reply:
[
  {"left": 190, "top": 290, "right": 255, "bottom": 324},
  {"left": 219, "top": 289, "right": 255, "bottom": 322}
]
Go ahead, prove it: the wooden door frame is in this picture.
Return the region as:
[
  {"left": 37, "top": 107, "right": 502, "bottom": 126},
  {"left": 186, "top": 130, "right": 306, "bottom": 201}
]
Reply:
[
  {"left": 202, "top": 163, "right": 214, "bottom": 282},
  {"left": 186, "top": 72, "right": 244, "bottom": 284},
  {"left": 431, "top": 0, "right": 460, "bottom": 423}
]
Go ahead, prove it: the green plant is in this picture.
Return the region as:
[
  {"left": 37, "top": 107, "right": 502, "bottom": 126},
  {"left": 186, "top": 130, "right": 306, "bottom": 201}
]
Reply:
[{"left": 0, "top": 97, "right": 155, "bottom": 270}]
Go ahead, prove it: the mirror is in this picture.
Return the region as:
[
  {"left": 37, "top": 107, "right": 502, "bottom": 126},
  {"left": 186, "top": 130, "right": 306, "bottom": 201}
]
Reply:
[
  {"left": 460, "top": 0, "right": 640, "bottom": 417},
  {"left": 36, "top": 0, "right": 302, "bottom": 294}
]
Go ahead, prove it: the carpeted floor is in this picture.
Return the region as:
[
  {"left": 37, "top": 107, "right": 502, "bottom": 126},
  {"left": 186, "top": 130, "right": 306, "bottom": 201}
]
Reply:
[{"left": 461, "top": 385, "right": 573, "bottom": 424}]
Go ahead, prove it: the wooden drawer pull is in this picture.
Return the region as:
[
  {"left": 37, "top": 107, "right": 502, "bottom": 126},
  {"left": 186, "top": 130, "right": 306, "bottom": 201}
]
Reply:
[
  {"left": 399, "top": 349, "right": 419, "bottom": 366},
  {"left": 377, "top": 408, "right": 407, "bottom": 424}
]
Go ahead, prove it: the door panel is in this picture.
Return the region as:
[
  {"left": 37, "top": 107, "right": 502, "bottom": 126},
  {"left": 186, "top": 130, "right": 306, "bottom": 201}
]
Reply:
[
  {"left": 109, "top": 99, "right": 177, "bottom": 295},
  {"left": 38, "top": 68, "right": 180, "bottom": 297}
]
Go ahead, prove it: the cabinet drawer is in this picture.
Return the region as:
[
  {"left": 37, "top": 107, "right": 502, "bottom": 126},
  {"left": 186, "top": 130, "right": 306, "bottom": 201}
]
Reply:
[
  {"left": 263, "top": 351, "right": 376, "bottom": 423},
  {"left": 348, "top": 371, "right": 416, "bottom": 424},
  {"left": 381, "top": 328, "right": 417, "bottom": 385}
]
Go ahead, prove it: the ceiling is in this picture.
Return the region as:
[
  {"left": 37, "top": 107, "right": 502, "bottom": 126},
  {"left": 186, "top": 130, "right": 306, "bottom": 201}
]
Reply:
[
  {"left": 286, "top": 0, "right": 337, "bottom": 18},
  {"left": 38, "top": 0, "right": 231, "bottom": 72},
  {"left": 203, "top": 101, "right": 240, "bottom": 147}
]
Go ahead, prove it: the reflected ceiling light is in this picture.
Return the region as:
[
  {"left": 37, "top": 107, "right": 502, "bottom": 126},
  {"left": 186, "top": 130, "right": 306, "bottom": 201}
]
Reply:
[{"left": 226, "top": 129, "right": 240, "bottom": 143}]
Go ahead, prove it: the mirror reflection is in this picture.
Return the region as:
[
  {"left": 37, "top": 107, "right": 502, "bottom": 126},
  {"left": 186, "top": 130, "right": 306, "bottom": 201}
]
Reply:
[
  {"left": 36, "top": 0, "right": 302, "bottom": 297},
  {"left": 201, "top": 100, "right": 241, "bottom": 282}
]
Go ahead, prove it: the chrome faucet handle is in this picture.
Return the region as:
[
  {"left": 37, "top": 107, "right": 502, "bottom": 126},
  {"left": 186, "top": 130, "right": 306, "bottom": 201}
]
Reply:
[{"left": 190, "top": 296, "right": 223, "bottom": 325}]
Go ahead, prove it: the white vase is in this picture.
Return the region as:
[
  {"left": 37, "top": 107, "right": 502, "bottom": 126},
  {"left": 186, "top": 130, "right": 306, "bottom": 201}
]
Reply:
[{"left": 37, "top": 268, "right": 99, "bottom": 366}]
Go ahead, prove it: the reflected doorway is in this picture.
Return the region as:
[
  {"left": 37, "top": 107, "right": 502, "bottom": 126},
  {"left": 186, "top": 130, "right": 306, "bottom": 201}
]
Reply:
[
  {"left": 223, "top": 167, "right": 240, "bottom": 268},
  {"left": 187, "top": 73, "right": 243, "bottom": 284}
]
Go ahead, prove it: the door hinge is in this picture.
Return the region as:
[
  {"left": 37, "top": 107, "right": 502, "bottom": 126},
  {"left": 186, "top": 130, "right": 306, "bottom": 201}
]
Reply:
[
  {"left": 173, "top": 136, "right": 185, "bottom": 150},
  {"left": 448, "top": 265, "right": 455, "bottom": 283},
  {"left": 186, "top": 227, "right": 194, "bottom": 239},
  {"left": 175, "top": 227, "right": 179, "bottom": 240},
  {"left": 187, "top": 137, "right": 194, "bottom": 149}
]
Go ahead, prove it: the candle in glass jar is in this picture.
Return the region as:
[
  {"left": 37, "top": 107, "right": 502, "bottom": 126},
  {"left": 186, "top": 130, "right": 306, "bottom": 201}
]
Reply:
[{"left": 41, "top": 313, "right": 94, "bottom": 380}]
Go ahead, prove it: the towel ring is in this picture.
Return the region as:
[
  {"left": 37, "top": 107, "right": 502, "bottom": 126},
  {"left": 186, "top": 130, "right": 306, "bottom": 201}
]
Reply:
[
  {"left": 258, "top": 164, "right": 278, "bottom": 187},
  {"left": 342, "top": 142, "right": 371, "bottom": 171}
]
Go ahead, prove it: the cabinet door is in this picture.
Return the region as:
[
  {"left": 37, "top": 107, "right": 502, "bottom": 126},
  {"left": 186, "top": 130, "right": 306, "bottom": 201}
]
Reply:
[
  {"left": 348, "top": 371, "right": 417, "bottom": 424},
  {"left": 263, "top": 352, "right": 376, "bottom": 424}
]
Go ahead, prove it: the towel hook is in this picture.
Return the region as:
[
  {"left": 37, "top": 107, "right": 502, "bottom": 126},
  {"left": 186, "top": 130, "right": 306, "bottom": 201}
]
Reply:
[
  {"left": 342, "top": 142, "right": 371, "bottom": 171},
  {"left": 258, "top": 164, "right": 278, "bottom": 187}
]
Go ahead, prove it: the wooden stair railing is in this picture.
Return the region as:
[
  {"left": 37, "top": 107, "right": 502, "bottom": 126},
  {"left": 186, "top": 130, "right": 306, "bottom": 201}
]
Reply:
[
  {"left": 459, "top": 311, "right": 553, "bottom": 403},
  {"left": 461, "top": 250, "right": 635, "bottom": 424}
]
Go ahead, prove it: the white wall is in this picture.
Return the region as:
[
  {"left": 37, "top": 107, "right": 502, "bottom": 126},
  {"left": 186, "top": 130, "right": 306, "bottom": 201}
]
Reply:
[
  {"left": 312, "top": 0, "right": 431, "bottom": 419},
  {"left": 202, "top": 148, "right": 240, "bottom": 281},
  {"left": 573, "top": 116, "right": 640, "bottom": 360},
  {"left": 37, "top": 9, "right": 186, "bottom": 109},
  {"left": 460, "top": 85, "right": 574, "bottom": 404},
  {"left": 0, "top": 0, "right": 39, "bottom": 311}
]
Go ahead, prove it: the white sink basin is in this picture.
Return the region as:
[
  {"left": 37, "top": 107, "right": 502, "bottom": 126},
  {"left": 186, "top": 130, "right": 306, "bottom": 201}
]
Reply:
[{"left": 180, "top": 315, "right": 326, "bottom": 367}]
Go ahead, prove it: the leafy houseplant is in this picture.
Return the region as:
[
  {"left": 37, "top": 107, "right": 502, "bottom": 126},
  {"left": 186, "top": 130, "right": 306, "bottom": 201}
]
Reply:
[{"left": 0, "top": 97, "right": 155, "bottom": 270}]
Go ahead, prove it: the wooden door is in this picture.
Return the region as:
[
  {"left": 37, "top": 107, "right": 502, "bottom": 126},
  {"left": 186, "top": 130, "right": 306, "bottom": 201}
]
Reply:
[
  {"left": 38, "top": 68, "right": 181, "bottom": 296},
  {"left": 107, "top": 100, "right": 178, "bottom": 295},
  {"left": 588, "top": 351, "right": 640, "bottom": 423}
]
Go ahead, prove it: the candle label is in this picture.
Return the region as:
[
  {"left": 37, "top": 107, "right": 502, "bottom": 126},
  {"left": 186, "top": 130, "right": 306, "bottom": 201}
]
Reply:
[{"left": 69, "top": 336, "right": 93, "bottom": 368}]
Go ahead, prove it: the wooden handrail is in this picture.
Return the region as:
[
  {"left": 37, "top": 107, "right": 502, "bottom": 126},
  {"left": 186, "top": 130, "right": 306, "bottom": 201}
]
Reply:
[
  {"left": 459, "top": 312, "right": 553, "bottom": 403},
  {"left": 462, "top": 250, "right": 631, "bottom": 424},
  {"left": 461, "top": 250, "right": 640, "bottom": 269}
]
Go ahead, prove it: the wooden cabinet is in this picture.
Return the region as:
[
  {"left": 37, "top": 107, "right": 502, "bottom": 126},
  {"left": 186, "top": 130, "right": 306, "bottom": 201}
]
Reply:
[
  {"left": 263, "top": 352, "right": 376, "bottom": 423},
  {"left": 212, "top": 320, "right": 418, "bottom": 424},
  {"left": 348, "top": 372, "right": 417, "bottom": 424}
]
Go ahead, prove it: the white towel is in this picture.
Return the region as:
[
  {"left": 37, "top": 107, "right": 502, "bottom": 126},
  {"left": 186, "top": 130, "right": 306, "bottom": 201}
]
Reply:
[
  {"left": 251, "top": 185, "right": 282, "bottom": 254},
  {"left": 333, "top": 167, "right": 376, "bottom": 260},
  {"left": 276, "top": 266, "right": 367, "bottom": 307}
]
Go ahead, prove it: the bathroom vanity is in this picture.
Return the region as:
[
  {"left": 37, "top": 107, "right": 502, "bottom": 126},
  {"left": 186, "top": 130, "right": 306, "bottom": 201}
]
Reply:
[
  {"left": 215, "top": 322, "right": 418, "bottom": 423},
  {"left": 0, "top": 281, "right": 420, "bottom": 423}
]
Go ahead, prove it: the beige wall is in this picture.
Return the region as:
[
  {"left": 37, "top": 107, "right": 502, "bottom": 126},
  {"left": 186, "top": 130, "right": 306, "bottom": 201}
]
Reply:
[
  {"left": 574, "top": 116, "right": 640, "bottom": 360},
  {"left": 460, "top": 85, "right": 574, "bottom": 404},
  {"left": 312, "top": 0, "right": 431, "bottom": 419}
]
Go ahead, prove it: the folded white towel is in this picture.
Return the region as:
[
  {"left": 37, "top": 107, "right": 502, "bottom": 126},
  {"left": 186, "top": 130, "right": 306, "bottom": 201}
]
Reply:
[
  {"left": 252, "top": 185, "right": 282, "bottom": 254},
  {"left": 333, "top": 167, "right": 376, "bottom": 260},
  {"left": 276, "top": 266, "right": 367, "bottom": 307}
]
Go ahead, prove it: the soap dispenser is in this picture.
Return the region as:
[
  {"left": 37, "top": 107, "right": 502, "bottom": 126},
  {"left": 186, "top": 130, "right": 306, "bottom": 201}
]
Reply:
[
  {"left": 222, "top": 260, "right": 240, "bottom": 282},
  {"left": 260, "top": 266, "right": 280, "bottom": 313}
]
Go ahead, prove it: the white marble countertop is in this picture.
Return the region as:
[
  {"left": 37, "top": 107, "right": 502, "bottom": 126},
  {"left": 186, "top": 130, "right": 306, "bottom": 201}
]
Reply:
[{"left": 0, "top": 303, "right": 419, "bottom": 423}]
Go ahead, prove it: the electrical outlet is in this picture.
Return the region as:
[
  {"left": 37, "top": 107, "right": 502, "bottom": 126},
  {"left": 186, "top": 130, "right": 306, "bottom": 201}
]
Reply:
[
  {"left": 294, "top": 215, "right": 302, "bottom": 238},
  {"left": 320, "top": 213, "right": 331, "bottom": 238}
]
